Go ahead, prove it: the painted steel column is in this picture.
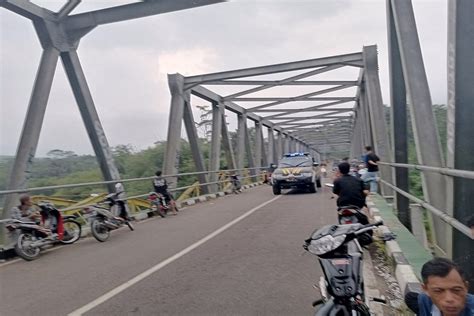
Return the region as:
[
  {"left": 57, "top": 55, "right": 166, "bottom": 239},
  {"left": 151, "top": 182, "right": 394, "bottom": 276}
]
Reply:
[
  {"left": 244, "top": 121, "right": 256, "bottom": 177},
  {"left": 163, "top": 73, "right": 186, "bottom": 187},
  {"left": 284, "top": 135, "right": 290, "bottom": 153},
  {"left": 447, "top": 0, "right": 474, "bottom": 289},
  {"left": 387, "top": 0, "right": 410, "bottom": 230},
  {"left": 267, "top": 127, "right": 275, "bottom": 164},
  {"left": 61, "top": 50, "right": 121, "bottom": 193},
  {"left": 277, "top": 132, "right": 283, "bottom": 160},
  {"left": 391, "top": 0, "right": 448, "bottom": 255},
  {"left": 359, "top": 86, "right": 372, "bottom": 148},
  {"left": 237, "top": 113, "right": 246, "bottom": 174},
  {"left": 182, "top": 92, "right": 209, "bottom": 194},
  {"left": 255, "top": 121, "right": 263, "bottom": 169},
  {"left": 221, "top": 109, "right": 237, "bottom": 171},
  {"left": 362, "top": 46, "right": 393, "bottom": 197},
  {"left": 2, "top": 47, "right": 60, "bottom": 220},
  {"left": 261, "top": 128, "right": 268, "bottom": 168},
  {"left": 209, "top": 102, "right": 223, "bottom": 193}
]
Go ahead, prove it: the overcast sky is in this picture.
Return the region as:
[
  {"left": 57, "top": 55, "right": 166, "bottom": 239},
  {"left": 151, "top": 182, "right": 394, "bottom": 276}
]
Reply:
[{"left": 0, "top": 0, "right": 447, "bottom": 156}]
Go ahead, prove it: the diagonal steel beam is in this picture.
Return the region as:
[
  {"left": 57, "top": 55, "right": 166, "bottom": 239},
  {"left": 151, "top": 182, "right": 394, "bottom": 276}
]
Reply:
[
  {"left": 240, "top": 85, "right": 354, "bottom": 110},
  {"left": 1, "top": 0, "right": 57, "bottom": 21},
  {"left": 272, "top": 113, "right": 353, "bottom": 125},
  {"left": 64, "top": 0, "right": 224, "bottom": 30},
  {"left": 184, "top": 52, "right": 363, "bottom": 85},
  {"left": 262, "top": 100, "right": 355, "bottom": 119},
  {"left": 223, "top": 65, "right": 344, "bottom": 99},
  {"left": 202, "top": 80, "right": 358, "bottom": 86}
]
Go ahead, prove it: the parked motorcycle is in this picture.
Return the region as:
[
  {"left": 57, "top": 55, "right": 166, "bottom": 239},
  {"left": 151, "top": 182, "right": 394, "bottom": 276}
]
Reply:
[
  {"left": 148, "top": 192, "right": 169, "bottom": 218},
  {"left": 86, "top": 193, "right": 134, "bottom": 242},
  {"left": 303, "top": 221, "right": 386, "bottom": 315},
  {"left": 2, "top": 202, "right": 81, "bottom": 261}
]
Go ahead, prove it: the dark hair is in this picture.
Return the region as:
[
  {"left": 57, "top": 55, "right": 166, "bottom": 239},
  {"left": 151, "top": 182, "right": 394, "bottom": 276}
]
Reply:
[
  {"left": 421, "top": 257, "right": 466, "bottom": 283},
  {"left": 19, "top": 195, "right": 31, "bottom": 205},
  {"left": 365, "top": 146, "right": 372, "bottom": 151},
  {"left": 155, "top": 170, "right": 162, "bottom": 176},
  {"left": 338, "top": 162, "right": 350, "bottom": 175}
]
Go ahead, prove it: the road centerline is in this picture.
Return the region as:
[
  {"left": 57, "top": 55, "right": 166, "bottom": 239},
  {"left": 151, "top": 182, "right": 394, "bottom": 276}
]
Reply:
[{"left": 68, "top": 195, "right": 281, "bottom": 316}]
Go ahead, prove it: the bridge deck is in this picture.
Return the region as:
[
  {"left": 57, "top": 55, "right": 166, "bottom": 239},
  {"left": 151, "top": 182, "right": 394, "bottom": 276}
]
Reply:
[{"left": 0, "top": 185, "right": 341, "bottom": 315}]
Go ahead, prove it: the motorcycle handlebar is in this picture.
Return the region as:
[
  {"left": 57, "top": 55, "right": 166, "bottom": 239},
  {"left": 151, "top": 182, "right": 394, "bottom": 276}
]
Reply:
[{"left": 354, "top": 220, "right": 383, "bottom": 236}]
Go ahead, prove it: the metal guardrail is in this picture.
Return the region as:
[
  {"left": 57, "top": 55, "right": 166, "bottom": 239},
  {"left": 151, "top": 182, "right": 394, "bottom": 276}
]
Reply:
[
  {"left": 378, "top": 161, "right": 474, "bottom": 180},
  {"left": 0, "top": 167, "right": 265, "bottom": 196},
  {"left": 377, "top": 162, "right": 473, "bottom": 239},
  {"left": 0, "top": 168, "right": 266, "bottom": 214}
]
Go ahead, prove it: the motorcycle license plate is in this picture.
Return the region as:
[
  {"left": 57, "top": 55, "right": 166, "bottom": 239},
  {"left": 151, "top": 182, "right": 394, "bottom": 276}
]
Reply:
[{"left": 332, "top": 258, "right": 350, "bottom": 265}]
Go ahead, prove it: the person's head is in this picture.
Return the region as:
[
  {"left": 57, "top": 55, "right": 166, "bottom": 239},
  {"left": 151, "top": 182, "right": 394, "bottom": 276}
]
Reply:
[
  {"left": 467, "top": 215, "right": 474, "bottom": 236},
  {"left": 338, "top": 162, "right": 350, "bottom": 175},
  {"left": 365, "top": 146, "right": 372, "bottom": 152},
  {"left": 155, "top": 170, "right": 162, "bottom": 177},
  {"left": 421, "top": 257, "right": 469, "bottom": 316},
  {"left": 19, "top": 194, "right": 32, "bottom": 207},
  {"left": 115, "top": 182, "right": 124, "bottom": 193}
]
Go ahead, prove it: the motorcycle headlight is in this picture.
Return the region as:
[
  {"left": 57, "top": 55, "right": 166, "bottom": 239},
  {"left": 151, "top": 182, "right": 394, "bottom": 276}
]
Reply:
[{"left": 307, "top": 234, "right": 346, "bottom": 255}]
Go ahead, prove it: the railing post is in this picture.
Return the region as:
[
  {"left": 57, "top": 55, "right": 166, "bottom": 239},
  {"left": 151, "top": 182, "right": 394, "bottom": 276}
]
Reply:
[{"left": 447, "top": 0, "right": 474, "bottom": 289}]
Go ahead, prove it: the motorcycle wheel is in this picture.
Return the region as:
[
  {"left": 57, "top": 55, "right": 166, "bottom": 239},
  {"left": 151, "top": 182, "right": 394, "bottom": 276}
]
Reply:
[
  {"left": 91, "top": 218, "right": 110, "bottom": 242},
  {"left": 15, "top": 233, "right": 40, "bottom": 261},
  {"left": 61, "top": 220, "right": 82, "bottom": 244},
  {"left": 126, "top": 221, "right": 135, "bottom": 231}
]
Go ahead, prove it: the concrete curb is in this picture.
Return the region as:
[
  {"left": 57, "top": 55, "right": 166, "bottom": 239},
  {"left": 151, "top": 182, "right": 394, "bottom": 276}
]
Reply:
[{"left": 366, "top": 199, "right": 424, "bottom": 301}]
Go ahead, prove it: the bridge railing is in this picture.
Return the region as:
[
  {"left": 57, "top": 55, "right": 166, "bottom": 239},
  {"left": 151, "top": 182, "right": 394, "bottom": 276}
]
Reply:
[
  {"left": 378, "top": 161, "right": 473, "bottom": 240},
  {"left": 0, "top": 167, "right": 267, "bottom": 217}
]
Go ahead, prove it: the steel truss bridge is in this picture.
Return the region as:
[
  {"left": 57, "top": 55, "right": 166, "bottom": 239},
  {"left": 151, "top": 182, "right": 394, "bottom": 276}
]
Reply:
[{"left": 1, "top": 0, "right": 473, "bottom": 290}]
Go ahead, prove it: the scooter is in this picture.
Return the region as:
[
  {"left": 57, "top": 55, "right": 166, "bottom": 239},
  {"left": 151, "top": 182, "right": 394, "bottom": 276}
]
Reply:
[
  {"left": 303, "top": 221, "right": 386, "bottom": 315},
  {"left": 2, "top": 202, "right": 81, "bottom": 261},
  {"left": 86, "top": 193, "right": 134, "bottom": 242}
]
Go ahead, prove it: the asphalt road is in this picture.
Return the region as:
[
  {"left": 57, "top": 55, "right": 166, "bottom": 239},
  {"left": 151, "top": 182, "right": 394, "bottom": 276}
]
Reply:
[{"left": 0, "top": 184, "right": 339, "bottom": 316}]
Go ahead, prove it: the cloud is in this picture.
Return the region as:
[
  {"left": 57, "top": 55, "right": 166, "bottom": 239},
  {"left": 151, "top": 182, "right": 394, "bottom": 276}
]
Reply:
[
  {"left": 157, "top": 47, "right": 218, "bottom": 76},
  {"left": 1, "top": 0, "right": 449, "bottom": 157}
]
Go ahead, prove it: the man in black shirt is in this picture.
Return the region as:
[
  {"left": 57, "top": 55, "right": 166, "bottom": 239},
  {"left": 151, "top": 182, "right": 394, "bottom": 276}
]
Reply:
[
  {"left": 333, "top": 162, "right": 368, "bottom": 209},
  {"left": 362, "top": 145, "right": 380, "bottom": 193}
]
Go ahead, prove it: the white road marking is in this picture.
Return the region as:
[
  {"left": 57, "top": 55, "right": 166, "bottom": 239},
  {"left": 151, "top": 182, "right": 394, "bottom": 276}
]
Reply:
[{"left": 68, "top": 195, "right": 281, "bottom": 316}]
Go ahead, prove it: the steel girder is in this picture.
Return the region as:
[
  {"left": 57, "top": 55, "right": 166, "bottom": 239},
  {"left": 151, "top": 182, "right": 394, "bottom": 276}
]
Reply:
[
  {"left": 163, "top": 47, "right": 390, "bottom": 196},
  {"left": 389, "top": 0, "right": 448, "bottom": 256},
  {"left": 447, "top": 0, "right": 474, "bottom": 290}
]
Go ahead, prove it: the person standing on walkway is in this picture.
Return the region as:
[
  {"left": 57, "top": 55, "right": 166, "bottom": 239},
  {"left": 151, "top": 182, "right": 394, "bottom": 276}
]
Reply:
[{"left": 362, "top": 146, "right": 380, "bottom": 193}]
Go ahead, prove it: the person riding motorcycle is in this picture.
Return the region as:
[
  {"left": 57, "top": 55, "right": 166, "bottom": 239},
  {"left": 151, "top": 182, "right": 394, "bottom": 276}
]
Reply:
[
  {"left": 332, "top": 162, "right": 370, "bottom": 224},
  {"left": 152, "top": 171, "right": 178, "bottom": 215},
  {"left": 11, "top": 195, "right": 40, "bottom": 223},
  {"left": 112, "top": 182, "right": 132, "bottom": 222},
  {"left": 11, "top": 195, "right": 60, "bottom": 238}
]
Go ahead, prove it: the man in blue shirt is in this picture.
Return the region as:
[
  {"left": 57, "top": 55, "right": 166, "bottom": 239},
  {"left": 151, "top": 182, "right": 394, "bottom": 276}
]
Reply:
[{"left": 405, "top": 257, "right": 474, "bottom": 315}]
